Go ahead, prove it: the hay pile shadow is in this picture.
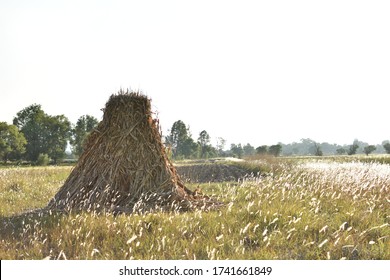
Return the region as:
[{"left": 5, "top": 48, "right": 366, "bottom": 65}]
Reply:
[{"left": 47, "top": 90, "right": 222, "bottom": 214}]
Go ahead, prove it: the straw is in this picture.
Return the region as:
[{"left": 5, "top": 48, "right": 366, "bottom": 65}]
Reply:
[{"left": 47, "top": 90, "right": 222, "bottom": 214}]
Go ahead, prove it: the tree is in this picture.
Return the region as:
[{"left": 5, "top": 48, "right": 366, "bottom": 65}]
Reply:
[
  {"left": 165, "top": 120, "right": 197, "bottom": 159},
  {"left": 243, "top": 143, "right": 255, "bottom": 157},
  {"left": 313, "top": 143, "right": 323, "bottom": 156},
  {"left": 198, "top": 130, "right": 211, "bottom": 158},
  {"left": 256, "top": 145, "right": 268, "bottom": 154},
  {"left": 13, "top": 104, "right": 47, "bottom": 162},
  {"left": 182, "top": 137, "right": 199, "bottom": 158},
  {"left": 383, "top": 142, "right": 390, "bottom": 154},
  {"left": 216, "top": 137, "right": 226, "bottom": 156},
  {"left": 300, "top": 138, "right": 316, "bottom": 155},
  {"left": 0, "top": 122, "right": 27, "bottom": 162},
  {"left": 347, "top": 142, "right": 359, "bottom": 155},
  {"left": 336, "top": 148, "right": 346, "bottom": 155},
  {"left": 269, "top": 144, "right": 282, "bottom": 157},
  {"left": 13, "top": 104, "right": 71, "bottom": 163},
  {"left": 363, "top": 145, "right": 376, "bottom": 156},
  {"left": 44, "top": 115, "right": 71, "bottom": 163},
  {"left": 70, "top": 115, "right": 99, "bottom": 157},
  {"left": 230, "top": 143, "right": 243, "bottom": 158}
]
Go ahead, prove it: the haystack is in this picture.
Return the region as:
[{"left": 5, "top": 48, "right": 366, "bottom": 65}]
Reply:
[{"left": 47, "top": 90, "right": 220, "bottom": 214}]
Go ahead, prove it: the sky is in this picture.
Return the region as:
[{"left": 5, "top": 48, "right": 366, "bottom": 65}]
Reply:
[{"left": 1, "top": 0, "right": 389, "bottom": 148}]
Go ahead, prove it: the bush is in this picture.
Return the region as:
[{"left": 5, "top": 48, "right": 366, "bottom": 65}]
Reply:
[{"left": 36, "top": 153, "right": 50, "bottom": 166}]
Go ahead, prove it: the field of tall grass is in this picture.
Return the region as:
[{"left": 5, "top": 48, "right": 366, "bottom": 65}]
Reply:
[{"left": 0, "top": 158, "right": 389, "bottom": 260}]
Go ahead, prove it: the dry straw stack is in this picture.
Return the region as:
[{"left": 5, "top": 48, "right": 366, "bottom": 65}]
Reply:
[{"left": 47, "top": 90, "right": 220, "bottom": 213}]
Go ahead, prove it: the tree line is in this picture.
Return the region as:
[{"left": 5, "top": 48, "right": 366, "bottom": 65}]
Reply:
[
  {"left": 0, "top": 104, "right": 98, "bottom": 164},
  {"left": 1, "top": 105, "right": 390, "bottom": 164},
  {"left": 281, "top": 138, "right": 390, "bottom": 157},
  {"left": 164, "top": 121, "right": 390, "bottom": 159},
  {"left": 165, "top": 120, "right": 283, "bottom": 159}
]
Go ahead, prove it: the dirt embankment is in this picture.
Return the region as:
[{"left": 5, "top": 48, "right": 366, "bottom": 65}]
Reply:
[{"left": 175, "top": 163, "right": 251, "bottom": 183}]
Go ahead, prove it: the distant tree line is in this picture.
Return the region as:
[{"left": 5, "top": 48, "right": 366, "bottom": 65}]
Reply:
[
  {"left": 280, "top": 138, "right": 390, "bottom": 156},
  {"left": 164, "top": 120, "right": 283, "bottom": 160},
  {"left": 1, "top": 107, "right": 390, "bottom": 164},
  {"left": 164, "top": 123, "right": 390, "bottom": 160}
]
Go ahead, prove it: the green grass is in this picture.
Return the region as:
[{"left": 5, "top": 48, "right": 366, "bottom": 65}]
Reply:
[{"left": 0, "top": 159, "right": 388, "bottom": 260}]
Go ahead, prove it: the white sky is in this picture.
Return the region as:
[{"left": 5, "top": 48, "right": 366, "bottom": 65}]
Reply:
[{"left": 1, "top": 0, "right": 389, "bottom": 148}]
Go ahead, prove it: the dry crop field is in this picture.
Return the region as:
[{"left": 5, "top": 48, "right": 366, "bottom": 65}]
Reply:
[{"left": 0, "top": 158, "right": 389, "bottom": 260}]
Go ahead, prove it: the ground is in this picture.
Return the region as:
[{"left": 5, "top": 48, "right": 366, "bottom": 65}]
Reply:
[
  {"left": 175, "top": 161, "right": 251, "bottom": 183},
  {"left": 0, "top": 156, "right": 389, "bottom": 260}
]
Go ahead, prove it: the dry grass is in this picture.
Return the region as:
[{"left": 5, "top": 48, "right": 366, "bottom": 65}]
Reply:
[
  {"left": 0, "top": 159, "right": 389, "bottom": 260},
  {"left": 0, "top": 166, "right": 71, "bottom": 216}
]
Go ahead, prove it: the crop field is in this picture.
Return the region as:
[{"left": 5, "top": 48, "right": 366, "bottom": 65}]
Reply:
[{"left": 0, "top": 157, "right": 389, "bottom": 260}]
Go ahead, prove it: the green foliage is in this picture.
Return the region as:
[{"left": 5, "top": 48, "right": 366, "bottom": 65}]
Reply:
[
  {"left": 244, "top": 144, "right": 282, "bottom": 158},
  {"left": 70, "top": 115, "right": 99, "bottom": 157},
  {"left": 36, "top": 153, "right": 50, "bottom": 166},
  {"left": 166, "top": 120, "right": 198, "bottom": 159},
  {"left": 230, "top": 143, "right": 243, "bottom": 158},
  {"left": 13, "top": 104, "right": 71, "bottom": 163},
  {"left": 216, "top": 137, "right": 226, "bottom": 156},
  {"left": 243, "top": 143, "right": 255, "bottom": 157},
  {"left": 348, "top": 143, "right": 359, "bottom": 155},
  {"left": 198, "top": 130, "right": 210, "bottom": 158},
  {"left": 313, "top": 143, "right": 323, "bottom": 156},
  {"left": 336, "top": 148, "right": 346, "bottom": 155},
  {"left": 268, "top": 144, "right": 282, "bottom": 157},
  {"left": 383, "top": 142, "right": 390, "bottom": 154},
  {"left": 0, "top": 122, "right": 26, "bottom": 162},
  {"left": 165, "top": 120, "right": 188, "bottom": 150},
  {"left": 182, "top": 137, "right": 198, "bottom": 159},
  {"left": 197, "top": 130, "right": 216, "bottom": 158},
  {"left": 363, "top": 145, "right": 376, "bottom": 156},
  {"left": 278, "top": 138, "right": 387, "bottom": 156},
  {"left": 256, "top": 145, "right": 268, "bottom": 155},
  {"left": 13, "top": 104, "right": 46, "bottom": 162},
  {"left": 44, "top": 115, "right": 71, "bottom": 163}
]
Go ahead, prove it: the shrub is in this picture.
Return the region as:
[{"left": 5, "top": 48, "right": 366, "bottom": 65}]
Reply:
[{"left": 36, "top": 153, "right": 50, "bottom": 166}]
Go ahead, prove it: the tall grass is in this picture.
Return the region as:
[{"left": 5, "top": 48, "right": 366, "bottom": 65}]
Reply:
[
  {"left": 0, "top": 166, "right": 71, "bottom": 216},
  {"left": 0, "top": 160, "right": 388, "bottom": 260}
]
